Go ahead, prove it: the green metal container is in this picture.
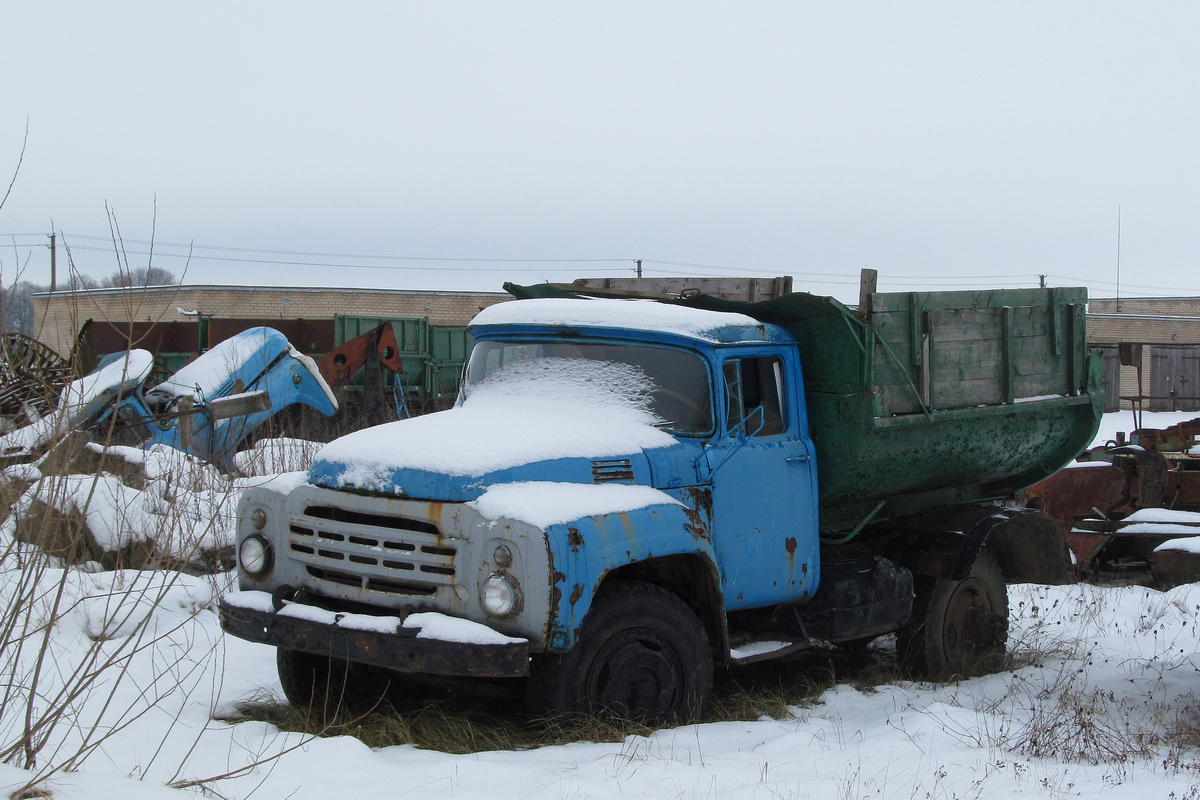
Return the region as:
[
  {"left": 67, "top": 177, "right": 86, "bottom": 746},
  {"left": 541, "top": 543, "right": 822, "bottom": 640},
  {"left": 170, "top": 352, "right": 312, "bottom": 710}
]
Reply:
[{"left": 333, "top": 315, "right": 473, "bottom": 402}]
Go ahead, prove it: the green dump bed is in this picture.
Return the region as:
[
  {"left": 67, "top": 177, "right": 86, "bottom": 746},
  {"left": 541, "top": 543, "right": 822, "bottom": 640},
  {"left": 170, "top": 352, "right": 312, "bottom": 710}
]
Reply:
[{"left": 680, "top": 287, "right": 1104, "bottom": 534}]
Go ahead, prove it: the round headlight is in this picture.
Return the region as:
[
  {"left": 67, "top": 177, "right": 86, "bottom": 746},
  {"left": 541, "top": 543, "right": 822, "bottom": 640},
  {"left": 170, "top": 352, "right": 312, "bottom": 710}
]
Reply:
[
  {"left": 250, "top": 508, "right": 268, "bottom": 530},
  {"left": 481, "top": 573, "right": 520, "bottom": 618},
  {"left": 239, "top": 535, "right": 273, "bottom": 578}
]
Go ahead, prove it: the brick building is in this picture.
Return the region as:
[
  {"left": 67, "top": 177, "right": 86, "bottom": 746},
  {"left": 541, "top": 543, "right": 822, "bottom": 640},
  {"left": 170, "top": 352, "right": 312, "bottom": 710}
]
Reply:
[
  {"left": 30, "top": 284, "right": 511, "bottom": 355},
  {"left": 1087, "top": 297, "right": 1200, "bottom": 411}
]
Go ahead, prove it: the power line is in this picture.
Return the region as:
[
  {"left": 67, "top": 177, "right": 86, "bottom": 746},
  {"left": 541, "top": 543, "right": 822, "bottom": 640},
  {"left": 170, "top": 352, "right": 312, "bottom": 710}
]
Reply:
[
  {"left": 58, "top": 245, "right": 639, "bottom": 273},
  {"left": 7, "top": 231, "right": 1200, "bottom": 295},
  {"left": 17, "top": 232, "right": 634, "bottom": 264}
]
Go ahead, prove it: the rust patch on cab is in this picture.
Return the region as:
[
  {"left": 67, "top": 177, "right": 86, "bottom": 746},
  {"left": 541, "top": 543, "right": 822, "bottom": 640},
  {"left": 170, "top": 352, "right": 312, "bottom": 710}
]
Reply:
[{"left": 567, "top": 527, "right": 584, "bottom": 551}]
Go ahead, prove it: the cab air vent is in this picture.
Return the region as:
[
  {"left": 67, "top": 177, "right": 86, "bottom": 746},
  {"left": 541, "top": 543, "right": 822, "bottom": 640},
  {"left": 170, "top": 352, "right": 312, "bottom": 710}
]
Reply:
[{"left": 591, "top": 459, "right": 634, "bottom": 484}]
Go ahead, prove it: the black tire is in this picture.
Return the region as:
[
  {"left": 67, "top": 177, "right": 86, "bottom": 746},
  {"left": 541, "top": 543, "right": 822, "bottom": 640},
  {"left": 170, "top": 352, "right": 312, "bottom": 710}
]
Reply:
[
  {"left": 897, "top": 549, "right": 1008, "bottom": 680},
  {"left": 276, "top": 648, "right": 394, "bottom": 712},
  {"left": 530, "top": 580, "right": 713, "bottom": 724}
]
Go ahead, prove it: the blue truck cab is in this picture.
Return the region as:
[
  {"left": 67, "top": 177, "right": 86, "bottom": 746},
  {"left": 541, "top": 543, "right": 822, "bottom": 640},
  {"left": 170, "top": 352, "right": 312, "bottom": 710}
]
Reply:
[{"left": 220, "top": 288, "right": 1097, "bottom": 721}]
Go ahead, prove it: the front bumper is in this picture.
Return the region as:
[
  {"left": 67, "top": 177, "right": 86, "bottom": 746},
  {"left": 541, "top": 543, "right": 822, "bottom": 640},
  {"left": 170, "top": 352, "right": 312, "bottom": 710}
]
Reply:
[{"left": 218, "top": 596, "right": 530, "bottom": 679}]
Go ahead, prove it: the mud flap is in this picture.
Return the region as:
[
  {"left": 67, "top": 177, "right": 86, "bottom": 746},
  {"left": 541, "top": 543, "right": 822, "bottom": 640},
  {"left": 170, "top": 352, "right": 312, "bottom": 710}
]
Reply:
[
  {"left": 893, "top": 507, "right": 1076, "bottom": 586},
  {"left": 984, "top": 508, "right": 1077, "bottom": 585}
]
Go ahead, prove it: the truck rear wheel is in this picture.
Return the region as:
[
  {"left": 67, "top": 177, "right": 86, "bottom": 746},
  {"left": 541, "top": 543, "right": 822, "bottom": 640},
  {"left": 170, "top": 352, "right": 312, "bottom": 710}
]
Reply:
[
  {"left": 530, "top": 580, "right": 713, "bottom": 724},
  {"left": 898, "top": 549, "right": 1008, "bottom": 679},
  {"left": 276, "top": 648, "right": 393, "bottom": 712}
]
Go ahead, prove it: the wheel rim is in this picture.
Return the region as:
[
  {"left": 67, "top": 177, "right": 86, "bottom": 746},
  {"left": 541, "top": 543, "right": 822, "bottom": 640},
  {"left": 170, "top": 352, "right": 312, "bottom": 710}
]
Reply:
[
  {"left": 586, "top": 626, "right": 685, "bottom": 719},
  {"left": 941, "top": 576, "right": 999, "bottom": 672}
]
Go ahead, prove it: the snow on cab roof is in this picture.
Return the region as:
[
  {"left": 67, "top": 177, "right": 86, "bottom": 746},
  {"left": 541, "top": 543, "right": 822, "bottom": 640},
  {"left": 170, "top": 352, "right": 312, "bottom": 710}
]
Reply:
[{"left": 469, "top": 297, "right": 768, "bottom": 343}]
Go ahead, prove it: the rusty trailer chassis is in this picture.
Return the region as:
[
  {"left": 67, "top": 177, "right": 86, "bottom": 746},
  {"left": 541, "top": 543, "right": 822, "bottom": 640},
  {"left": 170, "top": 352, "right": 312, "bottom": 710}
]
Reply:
[{"left": 1028, "top": 414, "right": 1200, "bottom": 587}]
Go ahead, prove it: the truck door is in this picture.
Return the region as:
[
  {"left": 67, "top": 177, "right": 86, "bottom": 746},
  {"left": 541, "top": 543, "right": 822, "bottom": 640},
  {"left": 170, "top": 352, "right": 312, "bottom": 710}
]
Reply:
[{"left": 708, "top": 351, "right": 819, "bottom": 609}]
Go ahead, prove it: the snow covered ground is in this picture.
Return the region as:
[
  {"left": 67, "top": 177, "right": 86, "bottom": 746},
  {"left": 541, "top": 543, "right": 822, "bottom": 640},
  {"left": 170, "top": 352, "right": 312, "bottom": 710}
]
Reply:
[
  {"left": 2, "top": 414, "right": 1200, "bottom": 799},
  {"left": 3, "top": 577, "right": 1198, "bottom": 800}
]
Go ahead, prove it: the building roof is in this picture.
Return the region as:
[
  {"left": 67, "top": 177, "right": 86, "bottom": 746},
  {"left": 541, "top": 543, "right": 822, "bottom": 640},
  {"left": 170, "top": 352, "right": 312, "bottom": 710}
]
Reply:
[{"left": 32, "top": 284, "right": 511, "bottom": 299}]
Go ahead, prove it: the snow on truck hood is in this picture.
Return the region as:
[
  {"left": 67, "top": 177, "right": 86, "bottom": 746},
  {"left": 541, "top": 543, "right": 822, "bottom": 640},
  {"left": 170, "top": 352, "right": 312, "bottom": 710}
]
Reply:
[{"left": 308, "top": 359, "right": 679, "bottom": 497}]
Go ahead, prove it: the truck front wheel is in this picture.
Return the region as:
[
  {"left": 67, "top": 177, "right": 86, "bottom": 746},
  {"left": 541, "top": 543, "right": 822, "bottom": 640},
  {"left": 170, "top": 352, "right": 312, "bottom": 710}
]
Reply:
[
  {"left": 530, "top": 580, "right": 713, "bottom": 724},
  {"left": 898, "top": 549, "right": 1008, "bottom": 679},
  {"left": 276, "top": 648, "right": 393, "bottom": 712}
]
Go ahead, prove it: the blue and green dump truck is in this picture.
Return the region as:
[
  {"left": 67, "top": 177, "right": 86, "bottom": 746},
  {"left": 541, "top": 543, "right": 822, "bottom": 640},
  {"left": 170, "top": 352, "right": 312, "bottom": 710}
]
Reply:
[{"left": 220, "top": 280, "right": 1102, "bottom": 722}]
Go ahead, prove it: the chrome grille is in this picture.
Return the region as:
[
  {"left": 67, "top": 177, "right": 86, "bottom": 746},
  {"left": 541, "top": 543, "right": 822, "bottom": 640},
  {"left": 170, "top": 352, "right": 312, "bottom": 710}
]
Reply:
[{"left": 288, "top": 504, "right": 457, "bottom": 596}]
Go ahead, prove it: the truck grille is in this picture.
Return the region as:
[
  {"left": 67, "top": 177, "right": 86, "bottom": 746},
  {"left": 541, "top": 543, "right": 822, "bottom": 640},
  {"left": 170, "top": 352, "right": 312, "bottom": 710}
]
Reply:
[{"left": 287, "top": 504, "right": 457, "bottom": 597}]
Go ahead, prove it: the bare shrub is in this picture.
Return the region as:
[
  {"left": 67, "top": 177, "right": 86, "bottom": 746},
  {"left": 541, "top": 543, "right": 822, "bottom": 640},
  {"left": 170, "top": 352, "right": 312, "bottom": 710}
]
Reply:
[
  {"left": 1009, "top": 682, "right": 1156, "bottom": 764},
  {"left": 0, "top": 428, "right": 238, "bottom": 791}
]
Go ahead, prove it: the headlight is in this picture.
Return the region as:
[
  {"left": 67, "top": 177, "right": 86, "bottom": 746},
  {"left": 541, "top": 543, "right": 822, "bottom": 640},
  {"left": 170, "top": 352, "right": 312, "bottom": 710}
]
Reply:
[
  {"left": 481, "top": 573, "right": 520, "bottom": 618},
  {"left": 250, "top": 508, "right": 267, "bottom": 530},
  {"left": 239, "top": 535, "right": 273, "bottom": 578}
]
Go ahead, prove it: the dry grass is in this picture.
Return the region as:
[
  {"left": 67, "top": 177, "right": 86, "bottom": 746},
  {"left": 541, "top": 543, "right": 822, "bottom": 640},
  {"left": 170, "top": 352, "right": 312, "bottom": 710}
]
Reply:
[
  {"left": 226, "top": 643, "right": 895, "bottom": 754},
  {"left": 223, "top": 693, "right": 657, "bottom": 754}
]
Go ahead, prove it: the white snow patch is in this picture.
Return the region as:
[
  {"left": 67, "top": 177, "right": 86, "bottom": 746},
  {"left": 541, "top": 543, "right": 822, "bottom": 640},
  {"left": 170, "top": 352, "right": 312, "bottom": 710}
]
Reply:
[
  {"left": 63, "top": 350, "right": 155, "bottom": 409},
  {"left": 406, "top": 611, "right": 526, "bottom": 645},
  {"left": 222, "top": 590, "right": 276, "bottom": 613},
  {"left": 1120, "top": 522, "right": 1200, "bottom": 535},
  {"left": 470, "top": 297, "right": 762, "bottom": 342},
  {"left": 1154, "top": 537, "right": 1200, "bottom": 553},
  {"left": 277, "top": 602, "right": 338, "bottom": 626},
  {"left": 1125, "top": 507, "right": 1200, "bottom": 524},
  {"left": 469, "top": 481, "right": 682, "bottom": 528},
  {"left": 87, "top": 442, "right": 148, "bottom": 464},
  {"left": 1, "top": 463, "right": 41, "bottom": 483},
  {"left": 335, "top": 612, "right": 404, "bottom": 634},
  {"left": 1014, "top": 393, "right": 1065, "bottom": 403},
  {"left": 1064, "top": 459, "right": 1115, "bottom": 468},
  {"left": 729, "top": 640, "right": 793, "bottom": 660},
  {"left": 273, "top": 603, "right": 404, "bottom": 635}
]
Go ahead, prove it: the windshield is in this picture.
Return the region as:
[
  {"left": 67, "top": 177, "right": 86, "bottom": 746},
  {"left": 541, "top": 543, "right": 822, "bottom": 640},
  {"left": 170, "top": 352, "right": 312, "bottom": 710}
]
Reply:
[{"left": 463, "top": 340, "right": 713, "bottom": 434}]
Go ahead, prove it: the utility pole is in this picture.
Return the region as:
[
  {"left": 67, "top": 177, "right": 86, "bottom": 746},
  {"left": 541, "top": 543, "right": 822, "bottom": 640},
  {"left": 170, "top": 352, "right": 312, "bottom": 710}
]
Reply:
[
  {"left": 49, "top": 232, "right": 56, "bottom": 292},
  {"left": 1116, "top": 205, "right": 1122, "bottom": 313},
  {"left": 1039, "top": 274, "right": 1046, "bottom": 289},
  {"left": 635, "top": 259, "right": 642, "bottom": 279}
]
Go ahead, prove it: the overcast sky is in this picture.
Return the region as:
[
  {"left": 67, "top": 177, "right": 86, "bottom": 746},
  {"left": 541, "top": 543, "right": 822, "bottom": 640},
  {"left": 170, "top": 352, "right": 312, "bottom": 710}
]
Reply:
[{"left": 2, "top": 3, "right": 1197, "bottom": 303}]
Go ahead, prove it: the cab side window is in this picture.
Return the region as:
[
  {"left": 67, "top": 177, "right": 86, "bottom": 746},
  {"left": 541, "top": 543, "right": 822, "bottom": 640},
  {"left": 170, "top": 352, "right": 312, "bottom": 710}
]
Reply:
[{"left": 723, "top": 356, "right": 786, "bottom": 436}]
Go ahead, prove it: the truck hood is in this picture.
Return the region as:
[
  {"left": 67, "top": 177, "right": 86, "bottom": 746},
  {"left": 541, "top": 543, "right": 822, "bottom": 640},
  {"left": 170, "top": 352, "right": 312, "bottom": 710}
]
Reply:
[{"left": 307, "top": 395, "right": 679, "bottom": 501}]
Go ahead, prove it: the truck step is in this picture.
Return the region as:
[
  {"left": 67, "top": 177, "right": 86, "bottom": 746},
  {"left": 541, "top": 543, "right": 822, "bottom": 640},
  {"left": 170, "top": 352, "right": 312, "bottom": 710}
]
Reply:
[{"left": 727, "top": 634, "right": 806, "bottom": 666}]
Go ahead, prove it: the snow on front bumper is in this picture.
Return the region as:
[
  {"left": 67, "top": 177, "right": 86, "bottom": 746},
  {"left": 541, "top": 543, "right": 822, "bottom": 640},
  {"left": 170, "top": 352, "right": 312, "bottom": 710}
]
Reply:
[{"left": 218, "top": 590, "right": 530, "bottom": 678}]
